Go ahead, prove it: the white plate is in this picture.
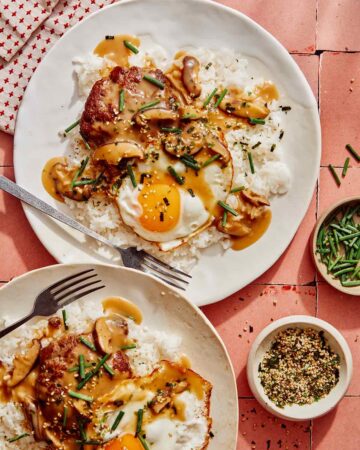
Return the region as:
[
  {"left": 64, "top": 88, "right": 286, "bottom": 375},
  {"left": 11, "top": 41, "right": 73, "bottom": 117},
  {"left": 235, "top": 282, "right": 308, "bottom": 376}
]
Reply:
[
  {"left": 13, "top": 0, "right": 321, "bottom": 306},
  {"left": 0, "top": 263, "right": 238, "bottom": 449}
]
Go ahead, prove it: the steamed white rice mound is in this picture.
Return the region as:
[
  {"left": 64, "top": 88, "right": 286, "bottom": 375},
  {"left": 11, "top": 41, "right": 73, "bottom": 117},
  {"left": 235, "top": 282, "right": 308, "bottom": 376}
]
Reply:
[
  {"left": 68, "top": 45, "right": 291, "bottom": 271},
  {"left": 0, "top": 299, "right": 182, "bottom": 448}
]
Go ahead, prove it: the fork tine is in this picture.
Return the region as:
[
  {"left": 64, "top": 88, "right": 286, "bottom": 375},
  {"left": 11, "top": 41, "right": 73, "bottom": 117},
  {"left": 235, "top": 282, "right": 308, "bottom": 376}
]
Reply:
[
  {"left": 141, "top": 261, "right": 190, "bottom": 285},
  {"left": 55, "top": 279, "right": 103, "bottom": 303},
  {"left": 142, "top": 253, "right": 192, "bottom": 278},
  {"left": 142, "top": 267, "right": 186, "bottom": 291},
  {"left": 47, "top": 269, "right": 95, "bottom": 292},
  {"left": 51, "top": 273, "right": 98, "bottom": 296},
  {"left": 57, "top": 285, "right": 106, "bottom": 308}
]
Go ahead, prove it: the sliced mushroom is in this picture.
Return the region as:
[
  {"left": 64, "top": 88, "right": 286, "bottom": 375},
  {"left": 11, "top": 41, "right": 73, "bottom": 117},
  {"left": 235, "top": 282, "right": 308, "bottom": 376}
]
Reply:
[
  {"left": 149, "top": 380, "right": 189, "bottom": 414},
  {"left": 182, "top": 56, "right": 202, "bottom": 98},
  {"left": 50, "top": 162, "right": 94, "bottom": 202},
  {"left": 7, "top": 339, "right": 40, "bottom": 387},
  {"left": 241, "top": 189, "right": 270, "bottom": 207},
  {"left": 206, "top": 133, "right": 231, "bottom": 164},
  {"left": 134, "top": 108, "right": 178, "bottom": 126},
  {"left": 219, "top": 87, "right": 270, "bottom": 119},
  {"left": 93, "top": 316, "right": 128, "bottom": 354},
  {"left": 93, "top": 140, "right": 144, "bottom": 165},
  {"left": 22, "top": 401, "right": 46, "bottom": 441}
]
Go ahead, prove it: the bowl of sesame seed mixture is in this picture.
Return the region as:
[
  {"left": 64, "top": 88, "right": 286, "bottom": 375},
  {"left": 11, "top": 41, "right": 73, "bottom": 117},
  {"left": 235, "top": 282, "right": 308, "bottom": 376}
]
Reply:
[{"left": 247, "top": 316, "right": 353, "bottom": 421}]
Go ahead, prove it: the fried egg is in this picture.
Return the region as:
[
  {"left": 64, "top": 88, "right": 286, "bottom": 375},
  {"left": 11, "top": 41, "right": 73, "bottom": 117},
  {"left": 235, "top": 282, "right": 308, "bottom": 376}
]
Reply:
[{"left": 116, "top": 149, "right": 233, "bottom": 250}]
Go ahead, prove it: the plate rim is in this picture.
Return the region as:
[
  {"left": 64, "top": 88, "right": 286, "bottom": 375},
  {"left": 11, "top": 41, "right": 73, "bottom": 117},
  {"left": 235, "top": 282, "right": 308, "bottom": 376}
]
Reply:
[
  {"left": 0, "top": 261, "right": 239, "bottom": 448},
  {"left": 13, "top": 0, "right": 321, "bottom": 306}
]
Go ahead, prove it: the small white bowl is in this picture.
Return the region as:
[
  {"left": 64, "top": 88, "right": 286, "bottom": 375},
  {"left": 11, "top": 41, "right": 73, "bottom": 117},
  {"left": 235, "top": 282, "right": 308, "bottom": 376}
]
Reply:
[{"left": 247, "top": 315, "right": 353, "bottom": 421}]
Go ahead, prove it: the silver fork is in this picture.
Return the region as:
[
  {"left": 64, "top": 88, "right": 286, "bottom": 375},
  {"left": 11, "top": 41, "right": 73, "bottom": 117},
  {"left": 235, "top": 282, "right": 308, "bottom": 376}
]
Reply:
[
  {"left": 0, "top": 176, "right": 191, "bottom": 290},
  {"left": 0, "top": 269, "right": 105, "bottom": 338}
]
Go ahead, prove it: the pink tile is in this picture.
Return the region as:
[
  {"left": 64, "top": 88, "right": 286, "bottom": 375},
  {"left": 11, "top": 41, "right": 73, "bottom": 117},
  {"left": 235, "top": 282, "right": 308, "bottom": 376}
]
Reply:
[
  {"left": 320, "top": 52, "right": 360, "bottom": 166},
  {"left": 256, "top": 190, "right": 317, "bottom": 285},
  {"left": 312, "top": 397, "right": 360, "bottom": 450},
  {"left": 317, "top": 0, "right": 360, "bottom": 51},
  {"left": 0, "top": 166, "right": 56, "bottom": 281},
  {"left": 318, "top": 166, "right": 359, "bottom": 217},
  {"left": 238, "top": 398, "right": 311, "bottom": 450},
  {"left": 317, "top": 283, "right": 360, "bottom": 395},
  {"left": 292, "top": 54, "right": 319, "bottom": 99},
  {"left": 217, "top": 0, "right": 317, "bottom": 53},
  {"left": 202, "top": 285, "right": 316, "bottom": 396},
  {"left": 0, "top": 131, "right": 13, "bottom": 166}
]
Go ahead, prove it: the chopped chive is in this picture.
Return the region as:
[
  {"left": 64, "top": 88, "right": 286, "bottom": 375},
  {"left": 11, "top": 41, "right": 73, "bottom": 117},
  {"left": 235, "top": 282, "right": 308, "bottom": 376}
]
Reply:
[
  {"left": 280, "top": 106, "right": 292, "bottom": 112},
  {"left": 104, "top": 362, "right": 115, "bottom": 377},
  {"left": 68, "top": 363, "right": 92, "bottom": 373},
  {"left": 64, "top": 119, "right": 80, "bottom": 134},
  {"left": 138, "top": 99, "right": 161, "bottom": 111},
  {"left": 119, "top": 89, "right": 125, "bottom": 112},
  {"left": 345, "top": 144, "right": 360, "bottom": 162},
  {"left": 202, "top": 153, "right": 220, "bottom": 167},
  {"left": 270, "top": 144, "right": 276, "bottom": 152},
  {"left": 79, "top": 336, "right": 97, "bottom": 352},
  {"left": 214, "top": 88, "right": 228, "bottom": 108},
  {"left": 123, "top": 40, "right": 139, "bottom": 54},
  {"left": 72, "top": 178, "right": 98, "bottom": 187},
  {"left": 279, "top": 130, "right": 284, "bottom": 140},
  {"left": 143, "top": 74, "right": 165, "bottom": 89},
  {"left": 62, "top": 309, "right": 68, "bottom": 330},
  {"left": 105, "top": 35, "right": 114, "bottom": 40},
  {"left": 68, "top": 390, "right": 93, "bottom": 402},
  {"left": 62, "top": 406, "right": 68, "bottom": 427},
  {"left": 138, "top": 435, "right": 151, "bottom": 450},
  {"left": 180, "top": 156, "right": 200, "bottom": 170},
  {"left": 120, "top": 344, "right": 137, "bottom": 350},
  {"left": 328, "top": 164, "right": 341, "bottom": 186},
  {"left": 182, "top": 113, "right": 197, "bottom": 120},
  {"left": 136, "top": 409, "right": 144, "bottom": 436},
  {"left": 76, "top": 354, "right": 110, "bottom": 390},
  {"left": 252, "top": 141, "right": 261, "bottom": 149},
  {"left": 7, "top": 433, "right": 29, "bottom": 443},
  {"left": 230, "top": 186, "right": 245, "bottom": 193},
  {"left": 127, "top": 164, "right": 137, "bottom": 187},
  {"left": 222, "top": 211, "right": 228, "bottom": 227},
  {"left": 160, "top": 127, "right": 182, "bottom": 134},
  {"left": 249, "top": 118, "right": 265, "bottom": 125},
  {"left": 79, "top": 355, "right": 85, "bottom": 379},
  {"left": 111, "top": 410, "right": 125, "bottom": 432},
  {"left": 218, "top": 200, "right": 238, "bottom": 216},
  {"left": 71, "top": 157, "right": 89, "bottom": 189},
  {"left": 167, "top": 166, "right": 185, "bottom": 185},
  {"left": 80, "top": 133, "right": 91, "bottom": 151},
  {"left": 79, "top": 418, "right": 87, "bottom": 441},
  {"left": 342, "top": 157, "right": 350, "bottom": 177},
  {"left": 248, "top": 152, "right": 255, "bottom": 174},
  {"left": 188, "top": 188, "right": 195, "bottom": 197},
  {"left": 203, "top": 88, "right": 218, "bottom": 107}
]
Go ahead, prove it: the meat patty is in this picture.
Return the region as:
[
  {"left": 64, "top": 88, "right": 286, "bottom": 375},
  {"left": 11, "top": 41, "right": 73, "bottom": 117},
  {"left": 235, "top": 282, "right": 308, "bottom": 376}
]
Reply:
[{"left": 80, "top": 65, "right": 179, "bottom": 147}]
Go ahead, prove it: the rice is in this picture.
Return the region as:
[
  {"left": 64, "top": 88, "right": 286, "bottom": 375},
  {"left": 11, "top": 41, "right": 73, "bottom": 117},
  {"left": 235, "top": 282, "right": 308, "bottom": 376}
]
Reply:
[
  {"left": 67, "top": 44, "right": 291, "bottom": 271},
  {"left": 0, "top": 299, "right": 182, "bottom": 448}
]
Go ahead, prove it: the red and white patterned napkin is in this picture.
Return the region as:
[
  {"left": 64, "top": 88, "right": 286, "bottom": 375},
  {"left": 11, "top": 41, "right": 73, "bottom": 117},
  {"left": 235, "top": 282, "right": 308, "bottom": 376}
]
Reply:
[{"left": 0, "top": 0, "right": 118, "bottom": 134}]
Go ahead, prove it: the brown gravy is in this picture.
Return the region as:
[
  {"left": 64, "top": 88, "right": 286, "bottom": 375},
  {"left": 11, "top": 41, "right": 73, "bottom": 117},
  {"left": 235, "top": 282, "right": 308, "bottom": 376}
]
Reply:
[
  {"left": 42, "top": 156, "right": 67, "bottom": 202},
  {"left": 231, "top": 209, "right": 272, "bottom": 250},
  {"left": 102, "top": 296, "right": 143, "bottom": 324},
  {"left": 94, "top": 34, "right": 140, "bottom": 67}
]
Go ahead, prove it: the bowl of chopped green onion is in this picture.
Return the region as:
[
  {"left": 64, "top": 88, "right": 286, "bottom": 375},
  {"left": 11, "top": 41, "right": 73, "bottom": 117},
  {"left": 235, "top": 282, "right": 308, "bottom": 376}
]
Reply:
[
  {"left": 247, "top": 316, "right": 353, "bottom": 421},
  {"left": 313, "top": 196, "right": 360, "bottom": 295}
]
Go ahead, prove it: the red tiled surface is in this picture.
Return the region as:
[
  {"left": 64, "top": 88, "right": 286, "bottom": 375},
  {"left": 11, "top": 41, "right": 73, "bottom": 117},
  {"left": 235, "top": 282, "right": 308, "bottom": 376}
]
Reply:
[
  {"left": 1, "top": 2, "right": 360, "bottom": 450},
  {"left": 317, "top": 0, "right": 360, "bottom": 52}
]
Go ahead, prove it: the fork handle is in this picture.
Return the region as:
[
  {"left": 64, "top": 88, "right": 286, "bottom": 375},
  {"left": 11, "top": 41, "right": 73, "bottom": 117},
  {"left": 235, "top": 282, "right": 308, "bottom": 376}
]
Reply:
[
  {"left": 0, "top": 313, "right": 34, "bottom": 339},
  {"left": 0, "top": 176, "right": 114, "bottom": 248}
]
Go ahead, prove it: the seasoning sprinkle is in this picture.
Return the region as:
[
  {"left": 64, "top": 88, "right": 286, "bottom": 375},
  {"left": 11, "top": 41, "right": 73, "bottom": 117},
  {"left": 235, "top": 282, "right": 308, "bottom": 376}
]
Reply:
[
  {"left": 248, "top": 152, "right": 255, "bottom": 174},
  {"left": 138, "top": 99, "right": 161, "bottom": 112},
  {"left": 160, "top": 212, "right": 164, "bottom": 222},
  {"left": 203, "top": 88, "right": 218, "bottom": 107},
  {"left": 328, "top": 164, "right": 341, "bottom": 186},
  {"left": 342, "top": 157, "right": 350, "bottom": 177},
  {"left": 251, "top": 141, "right": 261, "bottom": 149},
  {"left": 64, "top": 119, "right": 80, "bottom": 134},
  {"left": 119, "top": 89, "right": 125, "bottom": 112},
  {"left": 143, "top": 74, "right": 165, "bottom": 90},
  {"left": 111, "top": 410, "right": 125, "bottom": 432},
  {"left": 62, "top": 309, "right": 68, "bottom": 330},
  {"left": 214, "top": 88, "right": 228, "bottom": 108},
  {"left": 79, "top": 336, "right": 96, "bottom": 352},
  {"left": 270, "top": 144, "right": 276, "bottom": 152},
  {"left": 163, "top": 197, "right": 170, "bottom": 206},
  {"left": 167, "top": 166, "right": 185, "bottom": 185},
  {"left": 127, "top": 164, "right": 137, "bottom": 187},
  {"left": 68, "top": 391, "right": 93, "bottom": 403},
  {"left": 218, "top": 200, "right": 238, "bottom": 216},
  {"left": 123, "top": 40, "right": 139, "bottom": 54},
  {"left": 249, "top": 118, "right": 265, "bottom": 125},
  {"left": 345, "top": 144, "right": 360, "bottom": 162},
  {"left": 202, "top": 153, "right": 220, "bottom": 167},
  {"left": 188, "top": 188, "right": 195, "bottom": 197},
  {"left": 7, "top": 433, "right": 30, "bottom": 443},
  {"left": 105, "top": 35, "right": 114, "bottom": 40}
]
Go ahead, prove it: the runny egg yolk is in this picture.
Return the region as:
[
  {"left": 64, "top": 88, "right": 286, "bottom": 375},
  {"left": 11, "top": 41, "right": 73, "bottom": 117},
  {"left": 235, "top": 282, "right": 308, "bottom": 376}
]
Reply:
[
  {"left": 104, "top": 434, "right": 143, "bottom": 450},
  {"left": 139, "top": 184, "right": 180, "bottom": 232}
]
